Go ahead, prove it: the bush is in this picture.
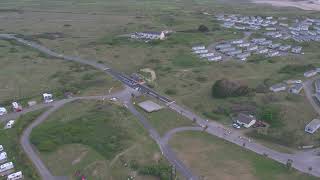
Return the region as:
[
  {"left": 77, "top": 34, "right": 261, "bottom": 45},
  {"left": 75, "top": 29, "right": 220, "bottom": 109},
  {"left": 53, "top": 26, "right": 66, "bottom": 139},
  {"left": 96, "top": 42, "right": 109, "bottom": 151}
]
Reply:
[
  {"left": 198, "top": 25, "right": 209, "bottom": 32},
  {"left": 165, "top": 89, "right": 177, "bottom": 95},
  {"left": 257, "top": 105, "right": 283, "bottom": 128},
  {"left": 138, "top": 163, "right": 171, "bottom": 179},
  {"left": 279, "top": 64, "right": 315, "bottom": 75},
  {"left": 211, "top": 79, "right": 252, "bottom": 98}
]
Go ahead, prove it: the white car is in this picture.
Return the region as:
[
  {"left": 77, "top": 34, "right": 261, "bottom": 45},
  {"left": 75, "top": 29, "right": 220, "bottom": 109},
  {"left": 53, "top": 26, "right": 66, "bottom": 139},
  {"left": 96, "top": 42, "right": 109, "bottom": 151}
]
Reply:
[
  {"left": 4, "top": 120, "right": 15, "bottom": 129},
  {"left": 232, "top": 123, "right": 241, "bottom": 129},
  {"left": 110, "top": 97, "right": 118, "bottom": 102}
]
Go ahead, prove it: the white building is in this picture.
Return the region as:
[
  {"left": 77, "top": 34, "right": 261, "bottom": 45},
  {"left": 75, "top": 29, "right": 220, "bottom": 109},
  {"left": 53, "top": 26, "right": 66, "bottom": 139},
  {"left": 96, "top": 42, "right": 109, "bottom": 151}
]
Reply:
[
  {"left": 292, "top": 46, "right": 303, "bottom": 54},
  {"left": 0, "top": 162, "right": 14, "bottom": 173},
  {"left": 268, "top": 50, "right": 280, "bottom": 57},
  {"left": 192, "top": 45, "right": 206, "bottom": 51},
  {"left": 305, "top": 119, "right": 320, "bottom": 134},
  {"left": 231, "top": 39, "right": 244, "bottom": 44},
  {"left": 134, "top": 31, "right": 166, "bottom": 40},
  {"left": 43, "top": 93, "right": 53, "bottom": 103},
  {"left": 0, "top": 152, "right": 7, "bottom": 164},
  {"left": 304, "top": 70, "right": 317, "bottom": 78},
  {"left": 286, "top": 80, "right": 302, "bottom": 84},
  {"left": 270, "top": 83, "right": 287, "bottom": 92},
  {"left": 200, "top": 53, "right": 214, "bottom": 58},
  {"left": 247, "top": 45, "right": 258, "bottom": 51},
  {"left": 289, "top": 83, "right": 304, "bottom": 94},
  {"left": 194, "top": 49, "right": 208, "bottom": 54},
  {"left": 256, "top": 48, "right": 269, "bottom": 54},
  {"left": 207, "top": 56, "right": 222, "bottom": 62},
  {"left": 7, "top": 171, "right": 23, "bottom": 180},
  {"left": 234, "top": 113, "right": 256, "bottom": 128},
  {"left": 0, "top": 108, "right": 7, "bottom": 116},
  {"left": 4, "top": 120, "right": 15, "bottom": 129},
  {"left": 237, "top": 43, "right": 250, "bottom": 48}
]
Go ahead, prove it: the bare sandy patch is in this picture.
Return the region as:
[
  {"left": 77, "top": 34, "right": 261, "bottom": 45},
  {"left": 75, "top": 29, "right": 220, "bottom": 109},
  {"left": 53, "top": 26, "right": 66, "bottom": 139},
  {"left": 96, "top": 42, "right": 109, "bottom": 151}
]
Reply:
[{"left": 252, "top": 0, "right": 320, "bottom": 11}]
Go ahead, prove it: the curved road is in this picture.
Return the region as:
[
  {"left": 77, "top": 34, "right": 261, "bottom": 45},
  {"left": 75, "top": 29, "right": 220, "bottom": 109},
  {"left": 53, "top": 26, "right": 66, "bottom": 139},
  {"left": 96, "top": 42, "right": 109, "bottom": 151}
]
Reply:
[
  {"left": 19, "top": 89, "right": 134, "bottom": 180},
  {"left": 2, "top": 33, "right": 320, "bottom": 178}
]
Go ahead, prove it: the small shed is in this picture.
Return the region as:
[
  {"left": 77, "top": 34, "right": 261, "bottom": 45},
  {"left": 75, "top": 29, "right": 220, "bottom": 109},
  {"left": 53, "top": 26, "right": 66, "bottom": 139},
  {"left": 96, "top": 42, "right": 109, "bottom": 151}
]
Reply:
[
  {"left": 7, "top": 171, "right": 23, "bottom": 180},
  {"left": 43, "top": 93, "right": 53, "bottom": 103},
  {"left": 138, "top": 100, "right": 163, "bottom": 113},
  {"left": 0, "top": 152, "right": 7, "bottom": 163},
  {"left": 289, "top": 83, "right": 304, "bottom": 94},
  {"left": 305, "top": 119, "right": 320, "bottom": 134},
  {"left": 234, "top": 113, "right": 256, "bottom": 128},
  {"left": 304, "top": 70, "right": 317, "bottom": 78},
  {"left": 0, "top": 162, "right": 14, "bottom": 173},
  {"left": 270, "top": 83, "right": 287, "bottom": 92}
]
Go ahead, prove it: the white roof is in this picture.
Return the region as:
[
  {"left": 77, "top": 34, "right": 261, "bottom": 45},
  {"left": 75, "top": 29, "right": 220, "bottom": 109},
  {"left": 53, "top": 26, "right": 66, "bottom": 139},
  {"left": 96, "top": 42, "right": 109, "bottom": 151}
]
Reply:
[
  {"left": 0, "top": 162, "right": 13, "bottom": 172},
  {"left": 138, "top": 100, "right": 163, "bottom": 113},
  {"left": 0, "top": 152, "right": 7, "bottom": 161},
  {"left": 0, "top": 108, "right": 7, "bottom": 112},
  {"left": 7, "top": 171, "right": 22, "bottom": 179},
  {"left": 306, "top": 119, "right": 320, "bottom": 134}
]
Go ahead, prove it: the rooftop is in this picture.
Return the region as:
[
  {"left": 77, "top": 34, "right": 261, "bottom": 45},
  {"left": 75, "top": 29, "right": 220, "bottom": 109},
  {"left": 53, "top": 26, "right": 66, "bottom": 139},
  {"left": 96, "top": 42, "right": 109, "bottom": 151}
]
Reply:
[{"left": 138, "top": 100, "right": 163, "bottom": 113}]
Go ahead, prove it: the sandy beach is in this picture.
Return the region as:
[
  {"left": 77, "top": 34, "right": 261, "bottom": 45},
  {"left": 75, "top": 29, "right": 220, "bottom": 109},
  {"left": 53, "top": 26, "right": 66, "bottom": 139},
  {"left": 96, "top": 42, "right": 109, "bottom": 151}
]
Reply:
[{"left": 252, "top": 0, "right": 320, "bottom": 11}]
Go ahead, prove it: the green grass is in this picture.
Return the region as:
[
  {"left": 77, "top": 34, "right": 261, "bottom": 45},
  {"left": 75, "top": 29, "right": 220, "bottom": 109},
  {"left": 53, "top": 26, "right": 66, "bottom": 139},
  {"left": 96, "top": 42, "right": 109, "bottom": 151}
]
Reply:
[
  {"left": 0, "top": 109, "right": 47, "bottom": 180},
  {"left": 0, "top": 40, "right": 121, "bottom": 108},
  {"left": 1, "top": 0, "right": 320, "bottom": 152},
  {"left": 170, "top": 131, "right": 317, "bottom": 180},
  {"left": 135, "top": 97, "right": 196, "bottom": 136},
  {"left": 30, "top": 100, "right": 175, "bottom": 179}
]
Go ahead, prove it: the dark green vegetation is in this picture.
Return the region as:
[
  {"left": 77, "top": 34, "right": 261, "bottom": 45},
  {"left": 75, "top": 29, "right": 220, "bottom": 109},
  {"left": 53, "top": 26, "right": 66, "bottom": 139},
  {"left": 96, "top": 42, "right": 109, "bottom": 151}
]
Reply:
[
  {"left": 30, "top": 100, "right": 174, "bottom": 179},
  {"left": 0, "top": 109, "right": 46, "bottom": 180},
  {"left": 170, "top": 131, "right": 317, "bottom": 180},
  {"left": 211, "top": 79, "right": 252, "bottom": 98}
]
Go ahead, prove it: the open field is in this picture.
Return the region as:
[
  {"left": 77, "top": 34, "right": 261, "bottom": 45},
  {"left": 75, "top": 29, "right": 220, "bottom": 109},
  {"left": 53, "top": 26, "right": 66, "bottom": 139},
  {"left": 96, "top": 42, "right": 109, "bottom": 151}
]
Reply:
[
  {"left": 30, "top": 100, "right": 176, "bottom": 179},
  {"left": 135, "top": 96, "right": 197, "bottom": 136},
  {"left": 0, "top": 39, "right": 121, "bottom": 108},
  {"left": 0, "top": 109, "right": 46, "bottom": 180},
  {"left": 170, "top": 131, "right": 317, "bottom": 180},
  {"left": 1, "top": 0, "right": 320, "bottom": 149}
]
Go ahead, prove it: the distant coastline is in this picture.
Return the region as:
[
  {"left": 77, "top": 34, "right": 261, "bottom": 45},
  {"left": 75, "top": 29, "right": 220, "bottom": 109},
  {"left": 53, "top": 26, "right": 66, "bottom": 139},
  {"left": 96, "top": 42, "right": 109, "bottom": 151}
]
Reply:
[{"left": 252, "top": 0, "right": 320, "bottom": 11}]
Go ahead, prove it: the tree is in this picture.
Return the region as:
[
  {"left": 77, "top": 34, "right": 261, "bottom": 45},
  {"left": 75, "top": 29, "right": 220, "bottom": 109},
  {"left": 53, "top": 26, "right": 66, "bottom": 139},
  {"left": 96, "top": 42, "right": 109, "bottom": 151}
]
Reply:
[{"left": 198, "top": 25, "right": 209, "bottom": 32}]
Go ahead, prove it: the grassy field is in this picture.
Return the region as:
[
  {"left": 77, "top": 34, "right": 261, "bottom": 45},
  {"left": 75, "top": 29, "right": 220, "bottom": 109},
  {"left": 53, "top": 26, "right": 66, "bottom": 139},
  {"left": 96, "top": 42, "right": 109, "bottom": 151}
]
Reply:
[
  {"left": 170, "top": 131, "right": 317, "bottom": 180},
  {"left": 1, "top": 0, "right": 320, "bottom": 148},
  {"left": 0, "top": 39, "right": 121, "bottom": 108},
  {"left": 30, "top": 100, "right": 177, "bottom": 180},
  {"left": 0, "top": 109, "right": 47, "bottom": 180},
  {"left": 135, "top": 96, "right": 197, "bottom": 136}
]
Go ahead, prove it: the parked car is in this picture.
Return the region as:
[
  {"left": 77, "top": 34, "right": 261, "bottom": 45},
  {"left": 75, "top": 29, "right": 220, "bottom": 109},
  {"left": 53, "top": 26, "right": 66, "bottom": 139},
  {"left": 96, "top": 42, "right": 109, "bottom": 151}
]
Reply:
[{"left": 232, "top": 123, "right": 241, "bottom": 129}]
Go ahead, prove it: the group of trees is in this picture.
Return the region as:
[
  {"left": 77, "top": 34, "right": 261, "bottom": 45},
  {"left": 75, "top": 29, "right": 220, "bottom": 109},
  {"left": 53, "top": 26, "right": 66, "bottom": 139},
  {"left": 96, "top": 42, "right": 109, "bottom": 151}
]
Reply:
[{"left": 211, "top": 79, "right": 252, "bottom": 98}]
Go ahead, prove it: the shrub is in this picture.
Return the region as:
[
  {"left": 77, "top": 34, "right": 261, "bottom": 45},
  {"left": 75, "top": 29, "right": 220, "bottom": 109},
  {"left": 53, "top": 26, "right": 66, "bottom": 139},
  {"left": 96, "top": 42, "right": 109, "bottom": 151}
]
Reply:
[
  {"left": 257, "top": 105, "right": 283, "bottom": 128},
  {"left": 165, "top": 89, "right": 177, "bottom": 95},
  {"left": 198, "top": 25, "right": 209, "bottom": 32}
]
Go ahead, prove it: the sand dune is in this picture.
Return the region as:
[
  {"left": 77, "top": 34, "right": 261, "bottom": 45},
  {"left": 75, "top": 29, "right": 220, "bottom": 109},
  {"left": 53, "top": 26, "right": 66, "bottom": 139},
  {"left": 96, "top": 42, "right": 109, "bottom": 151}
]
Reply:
[{"left": 252, "top": 0, "right": 320, "bottom": 11}]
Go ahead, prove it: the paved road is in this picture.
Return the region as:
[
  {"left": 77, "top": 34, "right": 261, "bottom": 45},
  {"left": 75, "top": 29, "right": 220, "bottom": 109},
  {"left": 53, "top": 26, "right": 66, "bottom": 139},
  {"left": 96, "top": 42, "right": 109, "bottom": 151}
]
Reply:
[
  {"left": 161, "top": 126, "right": 203, "bottom": 145},
  {"left": 0, "top": 34, "right": 197, "bottom": 180},
  {"left": 2, "top": 33, "right": 320, "bottom": 178},
  {"left": 303, "top": 77, "right": 320, "bottom": 115},
  {"left": 20, "top": 89, "right": 134, "bottom": 180}
]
